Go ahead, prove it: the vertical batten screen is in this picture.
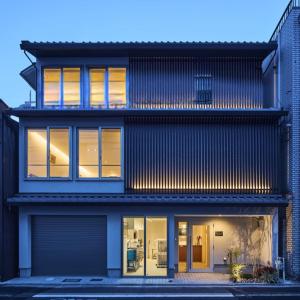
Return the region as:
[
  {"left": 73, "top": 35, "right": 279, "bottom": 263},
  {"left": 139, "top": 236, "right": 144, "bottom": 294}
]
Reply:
[
  {"left": 129, "top": 57, "right": 264, "bottom": 109},
  {"left": 125, "top": 117, "right": 281, "bottom": 193}
]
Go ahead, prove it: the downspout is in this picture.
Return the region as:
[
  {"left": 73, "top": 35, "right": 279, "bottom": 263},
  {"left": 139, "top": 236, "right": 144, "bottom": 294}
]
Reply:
[{"left": 23, "top": 50, "right": 37, "bottom": 107}]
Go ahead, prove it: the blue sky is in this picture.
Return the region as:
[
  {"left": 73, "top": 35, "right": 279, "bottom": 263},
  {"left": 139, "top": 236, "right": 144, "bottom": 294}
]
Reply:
[{"left": 0, "top": 0, "right": 289, "bottom": 108}]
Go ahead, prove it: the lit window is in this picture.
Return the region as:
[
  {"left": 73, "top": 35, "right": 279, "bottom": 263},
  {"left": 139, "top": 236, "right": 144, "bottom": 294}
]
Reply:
[
  {"left": 108, "top": 68, "right": 126, "bottom": 108},
  {"left": 27, "top": 129, "right": 47, "bottom": 177},
  {"left": 78, "top": 129, "right": 99, "bottom": 178},
  {"left": 101, "top": 128, "right": 121, "bottom": 177},
  {"left": 63, "top": 68, "right": 80, "bottom": 106},
  {"left": 49, "top": 129, "right": 70, "bottom": 177},
  {"left": 123, "top": 216, "right": 168, "bottom": 277},
  {"left": 44, "top": 69, "right": 61, "bottom": 106},
  {"left": 26, "top": 128, "right": 70, "bottom": 178},
  {"left": 123, "top": 217, "right": 145, "bottom": 276},
  {"left": 90, "top": 69, "right": 105, "bottom": 107}
]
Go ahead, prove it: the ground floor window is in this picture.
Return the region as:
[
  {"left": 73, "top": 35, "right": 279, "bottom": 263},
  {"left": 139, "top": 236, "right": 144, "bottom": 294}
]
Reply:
[{"left": 123, "top": 216, "right": 167, "bottom": 276}]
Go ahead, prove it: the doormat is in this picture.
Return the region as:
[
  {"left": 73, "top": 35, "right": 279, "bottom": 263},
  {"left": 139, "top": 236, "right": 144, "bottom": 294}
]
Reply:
[{"left": 62, "top": 278, "right": 82, "bottom": 283}]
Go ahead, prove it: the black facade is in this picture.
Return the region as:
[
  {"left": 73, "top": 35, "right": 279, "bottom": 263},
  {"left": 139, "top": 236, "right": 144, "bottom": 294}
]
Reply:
[{"left": 0, "top": 100, "right": 18, "bottom": 281}]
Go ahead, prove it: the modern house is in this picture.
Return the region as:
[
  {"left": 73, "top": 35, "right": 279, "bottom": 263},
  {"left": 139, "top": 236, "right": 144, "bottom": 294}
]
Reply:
[
  {"left": 0, "top": 99, "right": 18, "bottom": 281},
  {"left": 5, "top": 0, "right": 300, "bottom": 280}
]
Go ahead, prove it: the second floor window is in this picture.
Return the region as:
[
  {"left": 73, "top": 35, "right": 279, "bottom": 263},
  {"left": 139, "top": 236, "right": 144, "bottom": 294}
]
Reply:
[
  {"left": 43, "top": 68, "right": 80, "bottom": 107},
  {"left": 89, "top": 68, "right": 126, "bottom": 108},
  {"left": 78, "top": 128, "right": 121, "bottom": 178},
  {"left": 27, "top": 128, "right": 70, "bottom": 178}
]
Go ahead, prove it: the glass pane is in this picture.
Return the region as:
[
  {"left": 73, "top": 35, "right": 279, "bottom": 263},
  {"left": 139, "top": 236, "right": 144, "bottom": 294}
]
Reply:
[
  {"left": 178, "top": 222, "right": 188, "bottom": 272},
  {"left": 146, "top": 217, "right": 167, "bottom": 276},
  {"left": 49, "top": 129, "right": 69, "bottom": 177},
  {"left": 78, "top": 130, "right": 99, "bottom": 178},
  {"left": 123, "top": 217, "right": 144, "bottom": 276},
  {"left": 90, "top": 69, "right": 105, "bottom": 107},
  {"left": 44, "top": 69, "right": 60, "bottom": 106},
  {"left": 108, "top": 68, "right": 126, "bottom": 108},
  {"left": 101, "top": 129, "right": 121, "bottom": 177},
  {"left": 192, "top": 225, "right": 210, "bottom": 270},
  {"left": 63, "top": 68, "right": 80, "bottom": 106},
  {"left": 27, "top": 129, "right": 47, "bottom": 177}
]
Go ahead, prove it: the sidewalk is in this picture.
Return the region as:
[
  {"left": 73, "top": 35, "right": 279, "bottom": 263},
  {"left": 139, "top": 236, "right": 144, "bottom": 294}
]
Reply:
[{"left": 1, "top": 275, "right": 298, "bottom": 287}]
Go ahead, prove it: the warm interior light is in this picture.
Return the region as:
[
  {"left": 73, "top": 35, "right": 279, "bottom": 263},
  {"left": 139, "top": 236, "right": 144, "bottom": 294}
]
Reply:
[{"left": 31, "top": 131, "right": 92, "bottom": 177}]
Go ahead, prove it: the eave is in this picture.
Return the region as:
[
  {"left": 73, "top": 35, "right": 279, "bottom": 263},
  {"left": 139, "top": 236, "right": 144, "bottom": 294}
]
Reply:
[{"left": 7, "top": 108, "right": 288, "bottom": 119}]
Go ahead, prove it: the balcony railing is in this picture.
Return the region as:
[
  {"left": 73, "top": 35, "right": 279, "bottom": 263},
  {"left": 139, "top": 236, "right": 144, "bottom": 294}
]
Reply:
[{"left": 270, "top": 0, "right": 300, "bottom": 41}]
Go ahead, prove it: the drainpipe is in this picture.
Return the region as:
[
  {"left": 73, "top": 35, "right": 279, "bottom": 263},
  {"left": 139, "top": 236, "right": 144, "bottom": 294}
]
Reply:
[{"left": 23, "top": 50, "right": 37, "bottom": 108}]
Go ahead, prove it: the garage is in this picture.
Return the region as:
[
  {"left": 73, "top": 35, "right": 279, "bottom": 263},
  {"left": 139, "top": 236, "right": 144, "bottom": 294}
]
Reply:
[{"left": 32, "top": 215, "right": 107, "bottom": 276}]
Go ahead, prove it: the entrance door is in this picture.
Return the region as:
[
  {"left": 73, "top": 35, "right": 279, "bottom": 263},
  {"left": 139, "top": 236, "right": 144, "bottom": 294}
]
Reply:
[{"left": 177, "top": 221, "right": 211, "bottom": 273}]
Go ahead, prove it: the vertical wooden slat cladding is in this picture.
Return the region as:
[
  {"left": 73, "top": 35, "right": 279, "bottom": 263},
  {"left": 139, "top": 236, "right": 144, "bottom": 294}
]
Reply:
[
  {"left": 129, "top": 57, "right": 264, "bottom": 109},
  {"left": 125, "top": 117, "right": 280, "bottom": 194}
]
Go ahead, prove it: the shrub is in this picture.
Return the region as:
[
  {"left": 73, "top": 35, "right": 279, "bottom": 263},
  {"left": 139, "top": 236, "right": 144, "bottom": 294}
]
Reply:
[
  {"left": 254, "top": 264, "right": 279, "bottom": 284},
  {"left": 231, "top": 263, "right": 246, "bottom": 282},
  {"left": 240, "top": 273, "right": 253, "bottom": 280}
]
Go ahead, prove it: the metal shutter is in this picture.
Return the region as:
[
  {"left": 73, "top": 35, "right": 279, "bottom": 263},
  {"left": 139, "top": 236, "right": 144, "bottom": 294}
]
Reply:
[{"left": 32, "top": 216, "right": 107, "bottom": 276}]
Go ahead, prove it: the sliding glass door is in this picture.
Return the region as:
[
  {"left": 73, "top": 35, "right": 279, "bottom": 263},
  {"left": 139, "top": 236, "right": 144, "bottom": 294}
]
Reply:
[{"left": 123, "top": 217, "right": 168, "bottom": 277}]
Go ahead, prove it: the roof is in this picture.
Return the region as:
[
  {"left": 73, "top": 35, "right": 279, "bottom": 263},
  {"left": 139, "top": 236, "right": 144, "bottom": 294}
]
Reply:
[
  {"left": 7, "top": 108, "right": 288, "bottom": 119},
  {"left": 7, "top": 193, "right": 288, "bottom": 206},
  {"left": 20, "top": 40, "right": 277, "bottom": 58}
]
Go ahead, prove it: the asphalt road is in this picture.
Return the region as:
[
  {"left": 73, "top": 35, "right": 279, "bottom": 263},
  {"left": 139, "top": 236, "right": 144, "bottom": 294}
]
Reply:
[{"left": 1, "top": 285, "right": 300, "bottom": 299}]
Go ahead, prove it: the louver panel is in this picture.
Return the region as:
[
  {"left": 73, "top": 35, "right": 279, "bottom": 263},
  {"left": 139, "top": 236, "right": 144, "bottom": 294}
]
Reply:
[
  {"left": 125, "top": 117, "right": 280, "bottom": 194},
  {"left": 129, "top": 57, "right": 264, "bottom": 109}
]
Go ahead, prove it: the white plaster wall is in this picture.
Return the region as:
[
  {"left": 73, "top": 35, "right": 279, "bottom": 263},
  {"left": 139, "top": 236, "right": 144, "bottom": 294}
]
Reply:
[{"left": 197, "top": 216, "right": 272, "bottom": 266}]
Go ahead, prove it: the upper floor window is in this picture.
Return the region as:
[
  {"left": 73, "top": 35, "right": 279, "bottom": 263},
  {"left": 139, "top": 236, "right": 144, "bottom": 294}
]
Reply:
[
  {"left": 27, "top": 128, "right": 70, "bottom": 178},
  {"left": 108, "top": 68, "right": 126, "bottom": 108},
  {"left": 89, "top": 68, "right": 126, "bottom": 108},
  {"left": 43, "top": 68, "right": 80, "bottom": 107},
  {"left": 78, "top": 128, "right": 121, "bottom": 178}
]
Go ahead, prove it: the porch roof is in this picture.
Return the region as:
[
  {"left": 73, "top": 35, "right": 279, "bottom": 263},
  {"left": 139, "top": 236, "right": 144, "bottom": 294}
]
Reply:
[{"left": 7, "top": 193, "right": 288, "bottom": 206}]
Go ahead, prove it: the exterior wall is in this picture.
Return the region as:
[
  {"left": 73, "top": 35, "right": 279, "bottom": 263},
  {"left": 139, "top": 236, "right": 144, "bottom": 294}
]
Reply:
[
  {"left": 125, "top": 116, "right": 282, "bottom": 194},
  {"left": 0, "top": 102, "right": 18, "bottom": 281},
  {"left": 18, "top": 205, "right": 277, "bottom": 278},
  {"left": 276, "top": 7, "right": 300, "bottom": 278},
  {"left": 129, "top": 57, "right": 266, "bottom": 109},
  {"left": 19, "top": 117, "right": 124, "bottom": 193}
]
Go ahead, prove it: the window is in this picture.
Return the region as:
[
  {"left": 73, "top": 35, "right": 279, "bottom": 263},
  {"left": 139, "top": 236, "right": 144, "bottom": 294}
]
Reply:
[
  {"left": 43, "top": 68, "right": 80, "bottom": 107},
  {"left": 101, "top": 128, "right": 121, "bottom": 177},
  {"left": 26, "top": 128, "right": 70, "bottom": 178},
  {"left": 123, "top": 216, "right": 168, "bottom": 277},
  {"left": 49, "top": 129, "right": 70, "bottom": 177},
  {"left": 63, "top": 68, "right": 80, "bottom": 106},
  {"left": 89, "top": 67, "right": 127, "bottom": 108},
  {"left": 77, "top": 127, "right": 122, "bottom": 179},
  {"left": 78, "top": 129, "right": 99, "bottom": 178},
  {"left": 194, "top": 74, "right": 212, "bottom": 104},
  {"left": 123, "top": 217, "right": 145, "bottom": 276},
  {"left": 108, "top": 68, "right": 126, "bottom": 108},
  {"left": 146, "top": 217, "right": 167, "bottom": 276},
  {"left": 89, "top": 69, "right": 105, "bottom": 107},
  {"left": 27, "top": 129, "right": 47, "bottom": 177},
  {"left": 43, "top": 69, "right": 60, "bottom": 106}
]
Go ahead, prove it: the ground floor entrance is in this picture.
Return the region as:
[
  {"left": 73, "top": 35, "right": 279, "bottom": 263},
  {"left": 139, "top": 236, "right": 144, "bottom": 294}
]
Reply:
[
  {"left": 178, "top": 222, "right": 210, "bottom": 273},
  {"left": 175, "top": 216, "right": 275, "bottom": 275}
]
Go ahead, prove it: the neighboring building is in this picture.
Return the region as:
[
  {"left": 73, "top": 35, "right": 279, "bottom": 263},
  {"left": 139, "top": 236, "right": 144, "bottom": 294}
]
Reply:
[
  {"left": 267, "top": 0, "right": 300, "bottom": 279},
  {"left": 7, "top": 40, "right": 288, "bottom": 278},
  {"left": 0, "top": 99, "right": 18, "bottom": 281}
]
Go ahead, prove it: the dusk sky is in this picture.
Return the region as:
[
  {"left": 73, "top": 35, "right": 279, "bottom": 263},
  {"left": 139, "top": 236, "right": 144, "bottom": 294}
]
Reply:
[{"left": 0, "top": 0, "right": 289, "bottom": 108}]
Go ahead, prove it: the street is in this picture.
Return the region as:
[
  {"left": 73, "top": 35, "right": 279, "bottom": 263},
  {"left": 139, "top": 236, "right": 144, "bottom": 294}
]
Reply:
[{"left": 1, "top": 285, "right": 300, "bottom": 299}]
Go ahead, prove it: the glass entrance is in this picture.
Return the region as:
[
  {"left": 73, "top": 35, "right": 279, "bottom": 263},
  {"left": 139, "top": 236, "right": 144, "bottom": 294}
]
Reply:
[{"left": 177, "top": 222, "right": 210, "bottom": 272}]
